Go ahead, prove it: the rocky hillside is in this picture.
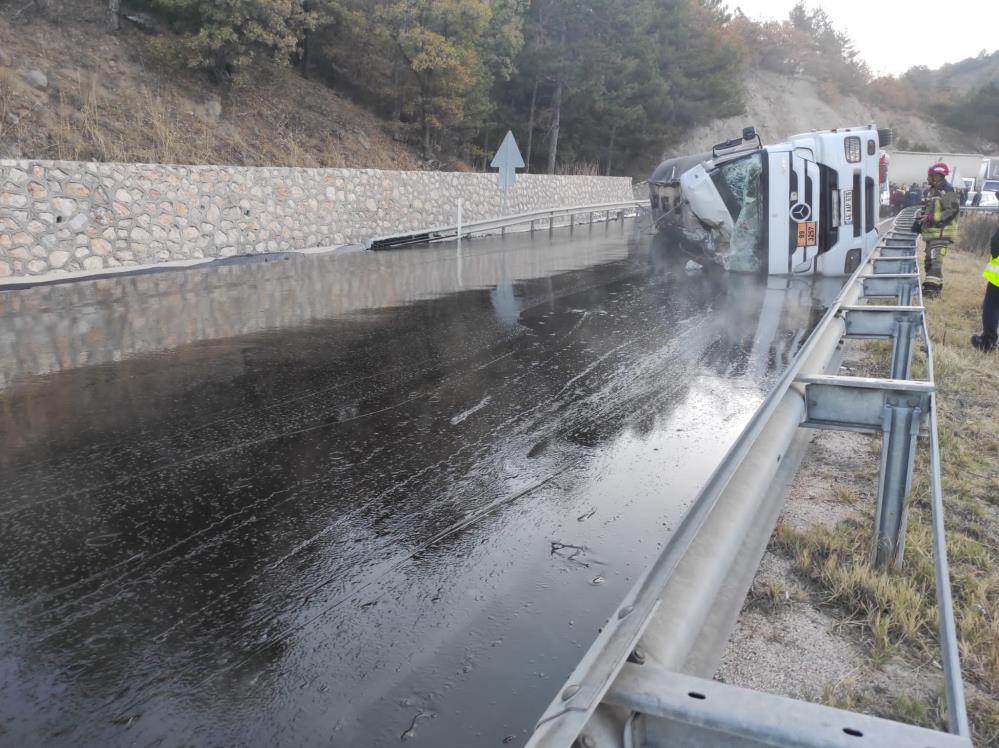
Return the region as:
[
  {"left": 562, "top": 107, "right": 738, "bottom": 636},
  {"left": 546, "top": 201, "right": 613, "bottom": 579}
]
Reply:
[{"left": 666, "top": 69, "right": 988, "bottom": 162}]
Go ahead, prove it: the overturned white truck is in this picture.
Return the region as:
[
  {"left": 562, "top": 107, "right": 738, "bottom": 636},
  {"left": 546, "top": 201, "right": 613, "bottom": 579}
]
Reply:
[{"left": 650, "top": 125, "right": 891, "bottom": 276}]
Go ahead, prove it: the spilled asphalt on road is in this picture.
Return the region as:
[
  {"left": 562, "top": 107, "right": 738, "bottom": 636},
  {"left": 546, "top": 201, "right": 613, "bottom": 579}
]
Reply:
[{"left": 0, "top": 222, "right": 840, "bottom": 746}]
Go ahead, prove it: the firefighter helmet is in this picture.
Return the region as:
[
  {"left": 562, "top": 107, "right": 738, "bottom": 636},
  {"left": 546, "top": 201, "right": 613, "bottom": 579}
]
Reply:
[{"left": 927, "top": 162, "right": 949, "bottom": 178}]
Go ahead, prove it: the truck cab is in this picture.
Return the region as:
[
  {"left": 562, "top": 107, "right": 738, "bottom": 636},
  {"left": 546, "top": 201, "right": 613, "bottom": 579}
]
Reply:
[{"left": 650, "top": 125, "right": 889, "bottom": 276}]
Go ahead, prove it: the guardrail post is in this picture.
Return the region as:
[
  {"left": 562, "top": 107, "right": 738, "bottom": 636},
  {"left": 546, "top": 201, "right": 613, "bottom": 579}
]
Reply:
[
  {"left": 874, "top": 401, "right": 922, "bottom": 567},
  {"left": 530, "top": 219, "right": 535, "bottom": 234},
  {"left": 899, "top": 281, "right": 913, "bottom": 306},
  {"left": 891, "top": 317, "right": 917, "bottom": 380}
]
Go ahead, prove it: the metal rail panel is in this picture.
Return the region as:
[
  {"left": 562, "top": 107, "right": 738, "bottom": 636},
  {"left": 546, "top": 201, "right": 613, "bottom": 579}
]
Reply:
[
  {"left": 873, "top": 257, "right": 917, "bottom": 274},
  {"left": 604, "top": 664, "right": 971, "bottom": 748},
  {"left": 798, "top": 374, "right": 932, "bottom": 433},
  {"left": 922, "top": 316, "right": 972, "bottom": 736},
  {"left": 842, "top": 306, "right": 923, "bottom": 338},
  {"left": 861, "top": 273, "right": 919, "bottom": 301},
  {"left": 366, "top": 200, "right": 645, "bottom": 249}
]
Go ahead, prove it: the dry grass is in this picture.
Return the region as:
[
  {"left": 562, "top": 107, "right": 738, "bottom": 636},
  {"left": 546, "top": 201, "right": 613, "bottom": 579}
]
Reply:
[
  {"left": 960, "top": 213, "right": 999, "bottom": 256},
  {"left": 557, "top": 159, "right": 602, "bottom": 176},
  {"left": 0, "top": 6, "right": 421, "bottom": 169},
  {"left": 775, "top": 246, "right": 999, "bottom": 743},
  {"left": 820, "top": 672, "right": 869, "bottom": 712},
  {"left": 11, "top": 66, "right": 416, "bottom": 168}
]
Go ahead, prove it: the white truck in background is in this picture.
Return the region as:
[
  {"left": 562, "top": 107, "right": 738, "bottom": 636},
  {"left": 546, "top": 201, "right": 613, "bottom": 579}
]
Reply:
[
  {"left": 649, "top": 124, "right": 889, "bottom": 276},
  {"left": 975, "top": 158, "right": 999, "bottom": 206}
]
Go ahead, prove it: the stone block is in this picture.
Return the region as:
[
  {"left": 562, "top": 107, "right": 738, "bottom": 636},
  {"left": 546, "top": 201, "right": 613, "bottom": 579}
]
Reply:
[
  {"left": 90, "top": 238, "right": 112, "bottom": 256},
  {"left": 83, "top": 256, "right": 104, "bottom": 271},
  {"left": 0, "top": 193, "right": 27, "bottom": 208},
  {"left": 64, "top": 183, "right": 91, "bottom": 198},
  {"left": 51, "top": 198, "right": 78, "bottom": 217},
  {"left": 49, "top": 250, "right": 70, "bottom": 268},
  {"left": 5, "top": 167, "right": 28, "bottom": 184}
]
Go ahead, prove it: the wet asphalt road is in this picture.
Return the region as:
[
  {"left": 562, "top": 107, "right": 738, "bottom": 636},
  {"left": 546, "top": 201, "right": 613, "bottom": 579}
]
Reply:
[{"left": 0, "top": 223, "right": 842, "bottom": 747}]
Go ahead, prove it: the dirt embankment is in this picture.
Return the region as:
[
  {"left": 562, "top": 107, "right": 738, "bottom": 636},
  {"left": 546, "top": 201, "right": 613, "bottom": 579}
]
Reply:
[
  {"left": 0, "top": 1, "right": 421, "bottom": 169},
  {"left": 666, "top": 69, "right": 988, "bottom": 160}
]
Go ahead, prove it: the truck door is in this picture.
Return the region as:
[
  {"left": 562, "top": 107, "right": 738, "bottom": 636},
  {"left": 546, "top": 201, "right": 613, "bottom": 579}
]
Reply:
[{"left": 788, "top": 150, "right": 821, "bottom": 273}]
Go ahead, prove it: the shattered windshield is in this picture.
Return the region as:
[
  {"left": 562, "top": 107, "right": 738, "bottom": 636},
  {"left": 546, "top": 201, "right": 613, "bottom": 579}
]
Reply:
[{"left": 709, "top": 153, "right": 765, "bottom": 271}]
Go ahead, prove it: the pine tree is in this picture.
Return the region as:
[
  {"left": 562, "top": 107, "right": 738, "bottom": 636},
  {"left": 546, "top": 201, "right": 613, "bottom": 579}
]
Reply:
[{"left": 146, "top": 0, "right": 315, "bottom": 82}]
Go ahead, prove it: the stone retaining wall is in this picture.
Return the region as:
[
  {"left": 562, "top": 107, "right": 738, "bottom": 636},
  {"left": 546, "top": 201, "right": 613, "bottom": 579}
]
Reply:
[{"left": 0, "top": 160, "right": 634, "bottom": 278}]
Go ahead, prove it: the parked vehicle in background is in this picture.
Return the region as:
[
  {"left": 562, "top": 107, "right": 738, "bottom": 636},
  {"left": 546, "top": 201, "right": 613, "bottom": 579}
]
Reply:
[{"left": 977, "top": 181, "right": 999, "bottom": 207}]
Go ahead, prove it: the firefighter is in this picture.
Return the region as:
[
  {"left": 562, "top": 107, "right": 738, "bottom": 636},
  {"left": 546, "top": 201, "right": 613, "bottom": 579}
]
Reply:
[
  {"left": 916, "top": 162, "right": 960, "bottom": 296},
  {"left": 971, "top": 203, "right": 999, "bottom": 352}
]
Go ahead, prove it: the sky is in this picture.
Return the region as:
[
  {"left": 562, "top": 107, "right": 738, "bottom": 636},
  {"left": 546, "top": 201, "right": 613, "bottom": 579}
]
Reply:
[{"left": 730, "top": 1, "right": 999, "bottom": 77}]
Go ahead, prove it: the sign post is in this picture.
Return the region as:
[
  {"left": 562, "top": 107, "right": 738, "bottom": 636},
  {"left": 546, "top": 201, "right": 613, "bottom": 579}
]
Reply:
[{"left": 491, "top": 130, "right": 525, "bottom": 217}]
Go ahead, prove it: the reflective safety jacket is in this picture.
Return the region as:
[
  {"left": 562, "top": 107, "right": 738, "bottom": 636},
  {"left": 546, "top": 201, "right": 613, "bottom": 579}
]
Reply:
[
  {"left": 921, "top": 181, "right": 960, "bottom": 241},
  {"left": 984, "top": 261, "right": 999, "bottom": 288},
  {"left": 986, "top": 226, "right": 999, "bottom": 288}
]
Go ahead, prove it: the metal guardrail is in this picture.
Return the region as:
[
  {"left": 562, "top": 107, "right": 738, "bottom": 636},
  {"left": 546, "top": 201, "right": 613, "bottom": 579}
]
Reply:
[
  {"left": 526, "top": 208, "right": 971, "bottom": 747},
  {"left": 366, "top": 200, "right": 645, "bottom": 250}
]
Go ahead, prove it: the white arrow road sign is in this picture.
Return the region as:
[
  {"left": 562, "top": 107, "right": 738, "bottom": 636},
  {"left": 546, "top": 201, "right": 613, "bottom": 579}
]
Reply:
[{"left": 491, "top": 131, "right": 525, "bottom": 189}]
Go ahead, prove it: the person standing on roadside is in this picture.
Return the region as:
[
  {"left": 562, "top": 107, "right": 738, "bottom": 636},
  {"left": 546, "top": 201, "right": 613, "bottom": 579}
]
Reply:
[
  {"left": 904, "top": 182, "right": 922, "bottom": 209},
  {"left": 917, "top": 162, "right": 960, "bottom": 296},
  {"left": 971, "top": 198, "right": 999, "bottom": 352},
  {"left": 891, "top": 183, "right": 905, "bottom": 215}
]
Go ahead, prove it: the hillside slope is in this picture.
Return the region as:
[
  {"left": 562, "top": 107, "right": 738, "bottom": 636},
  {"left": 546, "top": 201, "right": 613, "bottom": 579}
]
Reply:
[
  {"left": 0, "top": 4, "right": 989, "bottom": 174},
  {"left": 0, "top": 3, "right": 422, "bottom": 169},
  {"left": 664, "top": 69, "right": 988, "bottom": 163}
]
